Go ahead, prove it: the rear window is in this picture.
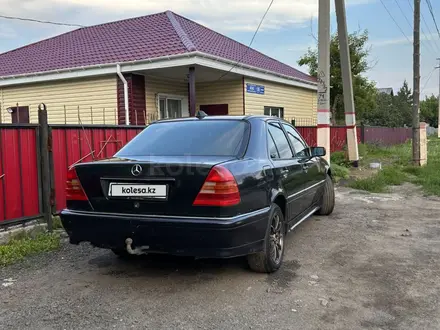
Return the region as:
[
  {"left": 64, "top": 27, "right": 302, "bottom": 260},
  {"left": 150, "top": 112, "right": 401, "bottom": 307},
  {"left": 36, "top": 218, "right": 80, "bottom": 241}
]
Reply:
[{"left": 116, "top": 120, "right": 250, "bottom": 157}]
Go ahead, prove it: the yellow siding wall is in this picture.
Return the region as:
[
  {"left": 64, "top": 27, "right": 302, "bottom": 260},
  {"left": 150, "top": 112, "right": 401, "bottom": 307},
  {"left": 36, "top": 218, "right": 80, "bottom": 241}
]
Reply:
[
  {"left": 0, "top": 76, "right": 117, "bottom": 124},
  {"left": 196, "top": 79, "right": 244, "bottom": 115},
  {"left": 244, "top": 78, "right": 317, "bottom": 122},
  {"left": 145, "top": 76, "right": 188, "bottom": 121}
]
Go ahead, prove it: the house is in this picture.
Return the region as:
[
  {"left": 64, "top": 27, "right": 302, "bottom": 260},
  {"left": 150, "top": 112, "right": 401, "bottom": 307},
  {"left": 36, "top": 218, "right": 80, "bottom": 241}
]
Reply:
[
  {"left": 0, "top": 11, "right": 317, "bottom": 125},
  {"left": 377, "top": 88, "right": 394, "bottom": 96}
]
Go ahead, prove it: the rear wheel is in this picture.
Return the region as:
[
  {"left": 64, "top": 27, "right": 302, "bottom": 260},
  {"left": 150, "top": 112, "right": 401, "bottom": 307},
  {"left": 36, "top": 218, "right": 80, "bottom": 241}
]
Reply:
[
  {"left": 317, "top": 174, "right": 335, "bottom": 216},
  {"left": 247, "top": 204, "right": 285, "bottom": 273}
]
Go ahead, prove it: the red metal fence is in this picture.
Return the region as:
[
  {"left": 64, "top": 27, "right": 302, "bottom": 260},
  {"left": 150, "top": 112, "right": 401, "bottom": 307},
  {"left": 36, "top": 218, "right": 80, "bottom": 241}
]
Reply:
[
  {"left": 0, "top": 122, "right": 414, "bottom": 226},
  {"left": 363, "top": 126, "right": 412, "bottom": 146},
  {"left": 51, "top": 125, "right": 144, "bottom": 211},
  {"left": 0, "top": 124, "right": 41, "bottom": 225},
  {"left": 296, "top": 126, "right": 362, "bottom": 152}
]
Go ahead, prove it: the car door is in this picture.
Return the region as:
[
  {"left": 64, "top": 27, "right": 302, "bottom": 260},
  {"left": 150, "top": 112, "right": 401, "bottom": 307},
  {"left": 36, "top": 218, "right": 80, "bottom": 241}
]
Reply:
[
  {"left": 282, "top": 123, "right": 325, "bottom": 210},
  {"left": 267, "top": 121, "right": 307, "bottom": 222}
]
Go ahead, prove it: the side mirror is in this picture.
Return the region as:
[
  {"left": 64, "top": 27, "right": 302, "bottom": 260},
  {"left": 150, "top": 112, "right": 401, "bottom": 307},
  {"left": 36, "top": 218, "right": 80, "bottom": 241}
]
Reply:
[{"left": 310, "top": 146, "right": 326, "bottom": 157}]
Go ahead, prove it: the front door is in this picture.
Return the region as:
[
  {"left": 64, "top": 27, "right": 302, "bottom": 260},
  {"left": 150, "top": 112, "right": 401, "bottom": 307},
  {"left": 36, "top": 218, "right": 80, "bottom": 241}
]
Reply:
[
  {"left": 282, "top": 123, "right": 324, "bottom": 210},
  {"left": 267, "top": 121, "right": 306, "bottom": 222},
  {"left": 199, "top": 104, "right": 228, "bottom": 116}
]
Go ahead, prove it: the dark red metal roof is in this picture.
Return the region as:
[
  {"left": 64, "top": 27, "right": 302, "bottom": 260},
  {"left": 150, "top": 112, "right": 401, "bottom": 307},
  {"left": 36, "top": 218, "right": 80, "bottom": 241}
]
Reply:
[{"left": 0, "top": 11, "right": 315, "bottom": 83}]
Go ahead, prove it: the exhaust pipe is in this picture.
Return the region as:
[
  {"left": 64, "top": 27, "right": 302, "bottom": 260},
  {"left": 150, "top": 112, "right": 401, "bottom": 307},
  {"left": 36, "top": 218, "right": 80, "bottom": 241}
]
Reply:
[{"left": 125, "top": 238, "right": 149, "bottom": 255}]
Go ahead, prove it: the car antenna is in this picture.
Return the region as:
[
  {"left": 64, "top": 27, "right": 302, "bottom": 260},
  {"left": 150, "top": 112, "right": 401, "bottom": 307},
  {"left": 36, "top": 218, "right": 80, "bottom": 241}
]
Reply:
[{"left": 196, "top": 110, "right": 208, "bottom": 119}]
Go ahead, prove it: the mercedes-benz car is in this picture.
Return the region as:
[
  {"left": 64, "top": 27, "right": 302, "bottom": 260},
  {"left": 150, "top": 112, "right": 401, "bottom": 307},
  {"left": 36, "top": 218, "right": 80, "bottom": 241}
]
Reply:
[{"left": 61, "top": 113, "right": 335, "bottom": 273}]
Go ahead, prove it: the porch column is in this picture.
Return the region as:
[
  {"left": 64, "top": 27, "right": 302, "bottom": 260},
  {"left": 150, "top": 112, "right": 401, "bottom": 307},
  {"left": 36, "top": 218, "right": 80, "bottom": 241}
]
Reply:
[{"left": 189, "top": 67, "right": 196, "bottom": 116}]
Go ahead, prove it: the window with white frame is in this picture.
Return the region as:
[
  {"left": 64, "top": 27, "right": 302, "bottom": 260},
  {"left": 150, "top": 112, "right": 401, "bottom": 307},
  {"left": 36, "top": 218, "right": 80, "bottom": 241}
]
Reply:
[
  {"left": 264, "top": 106, "right": 284, "bottom": 118},
  {"left": 158, "top": 94, "right": 188, "bottom": 119}
]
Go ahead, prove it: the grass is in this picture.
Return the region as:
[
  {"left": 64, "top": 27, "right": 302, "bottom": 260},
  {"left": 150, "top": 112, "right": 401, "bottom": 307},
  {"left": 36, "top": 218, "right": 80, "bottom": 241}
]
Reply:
[
  {"left": 331, "top": 163, "right": 350, "bottom": 182},
  {"left": 0, "top": 228, "right": 61, "bottom": 267},
  {"left": 332, "top": 138, "right": 440, "bottom": 195}
]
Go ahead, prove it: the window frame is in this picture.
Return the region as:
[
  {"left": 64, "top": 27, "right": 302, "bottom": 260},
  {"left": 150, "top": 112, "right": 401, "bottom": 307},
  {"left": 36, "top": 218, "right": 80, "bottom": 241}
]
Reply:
[
  {"left": 281, "top": 122, "right": 311, "bottom": 158},
  {"left": 157, "top": 93, "right": 188, "bottom": 119},
  {"left": 264, "top": 106, "right": 284, "bottom": 118},
  {"left": 266, "top": 120, "right": 294, "bottom": 161}
]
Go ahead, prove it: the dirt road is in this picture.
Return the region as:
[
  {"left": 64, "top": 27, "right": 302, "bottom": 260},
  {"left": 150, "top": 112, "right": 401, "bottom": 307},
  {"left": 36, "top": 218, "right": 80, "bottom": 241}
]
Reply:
[{"left": 1, "top": 184, "right": 440, "bottom": 330}]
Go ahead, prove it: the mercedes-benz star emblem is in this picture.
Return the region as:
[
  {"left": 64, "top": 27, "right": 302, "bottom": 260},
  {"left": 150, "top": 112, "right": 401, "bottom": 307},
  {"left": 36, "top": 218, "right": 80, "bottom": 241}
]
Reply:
[{"left": 131, "top": 164, "right": 143, "bottom": 176}]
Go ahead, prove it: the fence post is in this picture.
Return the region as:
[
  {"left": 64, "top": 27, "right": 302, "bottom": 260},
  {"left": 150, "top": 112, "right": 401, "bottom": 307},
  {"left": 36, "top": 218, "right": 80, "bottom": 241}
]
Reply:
[
  {"left": 360, "top": 122, "right": 365, "bottom": 144},
  {"left": 38, "top": 104, "right": 54, "bottom": 232}
]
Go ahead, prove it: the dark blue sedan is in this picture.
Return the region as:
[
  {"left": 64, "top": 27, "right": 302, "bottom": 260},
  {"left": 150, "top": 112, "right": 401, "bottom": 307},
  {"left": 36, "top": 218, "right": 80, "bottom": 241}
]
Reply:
[{"left": 61, "top": 114, "right": 335, "bottom": 273}]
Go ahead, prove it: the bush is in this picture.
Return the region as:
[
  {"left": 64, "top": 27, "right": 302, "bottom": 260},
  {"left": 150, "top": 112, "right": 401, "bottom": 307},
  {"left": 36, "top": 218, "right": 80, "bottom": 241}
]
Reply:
[
  {"left": 331, "top": 151, "right": 351, "bottom": 167},
  {"left": 331, "top": 164, "right": 350, "bottom": 182}
]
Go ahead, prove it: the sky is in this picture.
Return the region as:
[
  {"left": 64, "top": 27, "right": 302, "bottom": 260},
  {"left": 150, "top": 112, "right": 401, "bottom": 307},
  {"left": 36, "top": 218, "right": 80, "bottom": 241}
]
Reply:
[{"left": 0, "top": 0, "right": 439, "bottom": 99}]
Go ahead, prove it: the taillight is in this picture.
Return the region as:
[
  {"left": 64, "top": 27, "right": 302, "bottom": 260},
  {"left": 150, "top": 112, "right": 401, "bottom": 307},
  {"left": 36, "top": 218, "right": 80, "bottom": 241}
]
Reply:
[
  {"left": 66, "top": 167, "right": 88, "bottom": 201},
  {"left": 193, "top": 165, "right": 241, "bottom": 207}
]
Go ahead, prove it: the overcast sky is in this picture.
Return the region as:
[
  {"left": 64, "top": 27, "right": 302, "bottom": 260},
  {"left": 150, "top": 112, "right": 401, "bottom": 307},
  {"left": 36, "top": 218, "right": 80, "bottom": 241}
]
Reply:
[{"left": 0, "top": 0, "right": 439, "bottom": 98}]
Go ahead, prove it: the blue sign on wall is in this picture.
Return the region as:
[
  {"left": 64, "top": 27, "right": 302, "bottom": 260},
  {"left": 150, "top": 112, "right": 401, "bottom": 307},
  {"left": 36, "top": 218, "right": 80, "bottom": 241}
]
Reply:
[{"left": 246, "top": 83, "right": 265, "bottom": 95}]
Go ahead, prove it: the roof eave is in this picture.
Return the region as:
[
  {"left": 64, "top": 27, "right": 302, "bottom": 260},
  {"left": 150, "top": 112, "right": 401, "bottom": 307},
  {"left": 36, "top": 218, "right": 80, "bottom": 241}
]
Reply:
[{"left": 0, "top": 51, "right": 317, "bottom": 90}]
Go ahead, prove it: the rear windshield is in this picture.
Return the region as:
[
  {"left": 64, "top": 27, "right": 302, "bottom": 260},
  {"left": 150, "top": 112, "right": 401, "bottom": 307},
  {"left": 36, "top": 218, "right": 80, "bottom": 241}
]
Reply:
[{"left": 116, "top": 120, "right": 250, "bottom": 157}]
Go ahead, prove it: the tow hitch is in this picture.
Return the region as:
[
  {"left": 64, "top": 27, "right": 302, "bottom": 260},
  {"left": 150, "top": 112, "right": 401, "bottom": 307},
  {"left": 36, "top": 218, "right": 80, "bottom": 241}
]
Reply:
[{"left": 125, "top": 238, "right": 149, "bottom": 255}]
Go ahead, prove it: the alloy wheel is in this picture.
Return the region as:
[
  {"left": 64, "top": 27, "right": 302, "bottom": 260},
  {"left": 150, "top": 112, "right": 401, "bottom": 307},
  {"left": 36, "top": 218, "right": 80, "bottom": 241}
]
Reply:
[{"left": 269, "top": 213, "right": 284, "bottom": 264}]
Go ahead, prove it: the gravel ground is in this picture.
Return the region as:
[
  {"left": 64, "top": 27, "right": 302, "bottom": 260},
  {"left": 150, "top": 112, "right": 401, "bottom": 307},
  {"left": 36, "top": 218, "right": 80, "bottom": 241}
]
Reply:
[{"left": 1, "top": 184, "right": 440, "bottom": 330}]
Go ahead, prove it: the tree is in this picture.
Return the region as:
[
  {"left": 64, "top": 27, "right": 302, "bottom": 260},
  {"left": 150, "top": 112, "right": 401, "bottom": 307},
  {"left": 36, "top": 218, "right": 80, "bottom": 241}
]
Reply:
[
  {"left": 394, "top": 80, "right": 413, "bottom": 126},
  {"left": 420, "top": 94, "right": 438, "bottom": 127},
  {"left": 298, "top": 29, "right": 376, "bottom": 124}
]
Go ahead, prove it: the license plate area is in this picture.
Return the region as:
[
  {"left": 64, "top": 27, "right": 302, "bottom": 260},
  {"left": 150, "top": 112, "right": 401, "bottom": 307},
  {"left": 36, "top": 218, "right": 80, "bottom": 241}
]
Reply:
[{"left": 108, "top": 183, "right": 168, "bottom": 200}]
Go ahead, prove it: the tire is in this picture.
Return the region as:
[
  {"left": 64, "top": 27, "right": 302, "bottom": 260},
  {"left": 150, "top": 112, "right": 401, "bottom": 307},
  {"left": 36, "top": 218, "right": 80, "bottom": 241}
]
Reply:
[
  {"left": 317, "top": 174, "right": 335, "bottom": 216},
  {"left": 247, "top": 204, "right": 285, "bottom": 273}
]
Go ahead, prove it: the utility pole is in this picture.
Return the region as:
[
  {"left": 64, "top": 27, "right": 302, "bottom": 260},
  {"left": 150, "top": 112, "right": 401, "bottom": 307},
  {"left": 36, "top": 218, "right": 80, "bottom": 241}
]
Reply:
[
  {"left": 317, "top": 0, "right": 331, "bottom": 163},
  {"left": 437, "top": 58, "right": 440, "bottom": 138},
  {"left": 413, "top": 0, "right": 421, "bottom": 165},
  {"left": 335, "top": 0, "right": 359, "bottom": 167}
]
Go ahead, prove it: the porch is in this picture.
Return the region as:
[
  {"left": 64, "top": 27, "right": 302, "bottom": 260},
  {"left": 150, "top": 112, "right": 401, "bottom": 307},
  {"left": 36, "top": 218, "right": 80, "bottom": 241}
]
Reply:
[{"left": 120, "top": 65, "right": 245, "bottom": 125}]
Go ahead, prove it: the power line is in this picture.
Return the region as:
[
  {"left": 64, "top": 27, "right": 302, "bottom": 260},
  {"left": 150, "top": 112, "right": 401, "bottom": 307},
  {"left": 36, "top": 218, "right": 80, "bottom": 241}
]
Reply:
[
  {"left": 379, "top": 0, "right": 412, "bottom": 44},
  {"left": 425, "top": 0, "right": 440, "bottom": 39},
  {"left": 0, "top": 14, "right": 85, "bottom": 28},
  {"left": 216, "top": 0, "right": 274, "bottom": 81},
  {"left": 421, "top": 67, "right": 435, "bottom": 95},
  {"left": 394, "top": 0, "right": 437, "bottom": 55},
  {"left": 407, "top": 0, "right": 440, "bottom": 53}
]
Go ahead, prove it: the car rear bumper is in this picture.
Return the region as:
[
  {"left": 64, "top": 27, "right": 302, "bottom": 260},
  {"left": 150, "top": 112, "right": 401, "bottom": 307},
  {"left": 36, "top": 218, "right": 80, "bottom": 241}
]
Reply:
[{"left": 60, "top": 208, "right": 270, "bottom": 258}]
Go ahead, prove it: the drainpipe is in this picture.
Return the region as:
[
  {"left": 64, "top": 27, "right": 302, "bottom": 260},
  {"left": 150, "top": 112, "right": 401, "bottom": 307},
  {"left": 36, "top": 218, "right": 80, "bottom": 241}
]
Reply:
[{"left": 116, "top": 64, "right": 129, "bottom": 125}]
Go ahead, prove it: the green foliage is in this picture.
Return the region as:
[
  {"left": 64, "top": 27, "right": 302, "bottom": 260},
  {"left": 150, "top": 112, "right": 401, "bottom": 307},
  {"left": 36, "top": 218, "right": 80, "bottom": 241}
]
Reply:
[
  {"left": 348, "top": 166, "right": 407, "bottom": 193},
  {"left": 298, "top": 29, "right": 376, "bottom": 123},
  {"left": 0, "top": 231, "right": 60, "bottom": 267},
  {"left": 331, "top": 151, "right": 350, "bottom": 167},
  {"left": 420, "top": 94, "right": 439, "bottom": 128},
  {"left": 331, "top": 164, "right": 350, "bottom": 182},
  {"left": 348, "top": 140, "right": 440, "bottom": 195},
  {"left": 363, "top": 80, "right": 414, "bottom": 127},
  {"left": 52, "top": 216, "right": 64, "bottom": 230}
]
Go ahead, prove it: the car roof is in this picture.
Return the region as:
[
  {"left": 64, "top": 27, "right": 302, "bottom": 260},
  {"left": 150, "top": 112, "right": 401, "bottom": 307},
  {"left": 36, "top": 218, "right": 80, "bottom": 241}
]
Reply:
[{"left": 152, "top": 115, "right": 286, "bottom": 123}]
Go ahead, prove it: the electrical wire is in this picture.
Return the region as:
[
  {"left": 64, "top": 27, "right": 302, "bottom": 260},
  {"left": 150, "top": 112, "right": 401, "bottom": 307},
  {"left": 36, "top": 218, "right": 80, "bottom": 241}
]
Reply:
[
  {"left": 421, "top": 67, "right": 436, "bottom": 95},
  {"left": 394, "top": 0, "right": 436, "bottom": 55},
  {"left": 425, "top": 0, "right": 440, "bottom": 39},
  {"left": 0, "top": 14, "right": 85, "bottom": 28},
  {"left": 379, "top": 0, "right": 412, "bottom": 44},
  {"left": 216, "top": 0, "right": 275, "bottom": 81}
]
